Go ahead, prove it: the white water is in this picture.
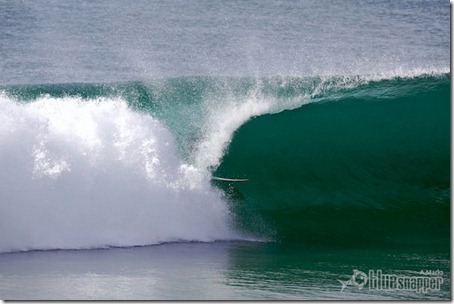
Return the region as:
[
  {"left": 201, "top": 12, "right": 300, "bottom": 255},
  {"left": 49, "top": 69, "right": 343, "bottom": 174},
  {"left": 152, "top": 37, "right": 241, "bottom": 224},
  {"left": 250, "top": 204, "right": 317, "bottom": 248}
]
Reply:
[{"left": 0, "top": 93, "right": 240, "bottom": 253}]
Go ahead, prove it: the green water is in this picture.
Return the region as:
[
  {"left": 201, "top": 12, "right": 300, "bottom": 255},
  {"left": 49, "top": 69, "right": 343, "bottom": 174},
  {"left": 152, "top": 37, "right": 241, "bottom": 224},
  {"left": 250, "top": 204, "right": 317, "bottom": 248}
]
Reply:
[{"left": 216, "top": 75, "right": 450, "bottom": 247}]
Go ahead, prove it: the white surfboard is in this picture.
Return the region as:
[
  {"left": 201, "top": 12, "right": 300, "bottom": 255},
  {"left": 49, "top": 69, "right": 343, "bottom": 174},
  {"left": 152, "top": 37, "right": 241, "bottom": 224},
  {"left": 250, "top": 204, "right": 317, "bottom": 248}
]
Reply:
[{"left": 212, "top": 176, "right": 248, "bottom": 182}]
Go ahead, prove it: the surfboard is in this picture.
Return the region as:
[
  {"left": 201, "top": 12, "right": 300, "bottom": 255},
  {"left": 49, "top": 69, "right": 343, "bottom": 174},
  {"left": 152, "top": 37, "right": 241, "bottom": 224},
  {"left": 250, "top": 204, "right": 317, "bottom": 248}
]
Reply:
[{"left": 212, "top": 177, "right": 248, "bottom": 182}]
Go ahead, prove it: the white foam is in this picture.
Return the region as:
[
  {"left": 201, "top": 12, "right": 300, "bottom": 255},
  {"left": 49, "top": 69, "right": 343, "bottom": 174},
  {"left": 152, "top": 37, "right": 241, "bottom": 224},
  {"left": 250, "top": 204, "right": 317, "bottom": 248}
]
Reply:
[{"left": 0, "top": 93, "right": 241, "bottom": 253}]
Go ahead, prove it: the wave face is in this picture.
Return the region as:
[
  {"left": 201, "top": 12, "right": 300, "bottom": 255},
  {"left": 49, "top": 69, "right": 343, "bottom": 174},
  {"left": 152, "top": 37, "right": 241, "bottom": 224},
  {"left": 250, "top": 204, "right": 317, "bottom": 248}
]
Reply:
[
  {"left": 0, "top": 72, "right": 450, "bottom": 251},
  {"left": 214, "top": 74, "right": 450, "bottom": 246}
]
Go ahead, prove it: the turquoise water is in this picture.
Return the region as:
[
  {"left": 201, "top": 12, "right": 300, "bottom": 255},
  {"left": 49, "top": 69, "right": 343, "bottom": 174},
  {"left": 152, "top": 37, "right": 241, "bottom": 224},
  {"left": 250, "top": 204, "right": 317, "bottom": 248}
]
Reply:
[{"left": 0, "top": 0, "right": 450, "bottom": 300}]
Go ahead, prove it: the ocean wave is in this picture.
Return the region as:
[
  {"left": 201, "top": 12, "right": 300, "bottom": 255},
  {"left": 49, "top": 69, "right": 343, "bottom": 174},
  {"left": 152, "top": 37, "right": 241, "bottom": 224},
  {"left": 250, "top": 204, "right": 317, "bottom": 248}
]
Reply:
[{"left": 0, "top": 71, "right": 450, "bottom": 251}]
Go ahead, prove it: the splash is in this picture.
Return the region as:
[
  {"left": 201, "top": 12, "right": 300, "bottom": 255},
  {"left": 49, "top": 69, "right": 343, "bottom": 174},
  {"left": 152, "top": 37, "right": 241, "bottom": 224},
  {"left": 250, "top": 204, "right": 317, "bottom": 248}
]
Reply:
[{"left": 0, "top": 93, "right": 240, "bottom": 253}]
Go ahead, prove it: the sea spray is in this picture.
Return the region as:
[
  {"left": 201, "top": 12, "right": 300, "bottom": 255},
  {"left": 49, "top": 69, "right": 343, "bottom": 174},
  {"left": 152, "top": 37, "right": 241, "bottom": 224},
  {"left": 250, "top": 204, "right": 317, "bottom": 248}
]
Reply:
[{"left": 0, "top": 93, "right": 239, "bottom": 253}]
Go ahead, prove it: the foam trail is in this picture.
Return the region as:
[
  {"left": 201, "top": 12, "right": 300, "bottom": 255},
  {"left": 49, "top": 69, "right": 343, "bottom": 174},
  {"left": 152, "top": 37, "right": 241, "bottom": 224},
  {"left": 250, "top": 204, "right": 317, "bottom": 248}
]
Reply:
[{"left": 0, "top": 93, "right": 239, "bottom": 253}]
